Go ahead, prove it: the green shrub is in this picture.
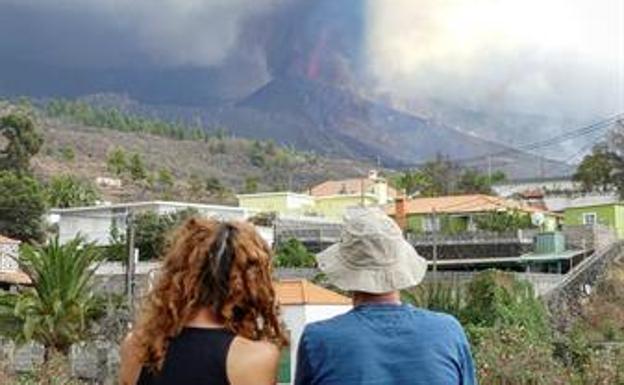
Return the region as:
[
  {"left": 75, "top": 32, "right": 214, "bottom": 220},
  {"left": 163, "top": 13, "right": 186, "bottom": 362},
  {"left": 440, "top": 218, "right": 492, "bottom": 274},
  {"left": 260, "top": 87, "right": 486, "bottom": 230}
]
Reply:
[
  {"left": 461, "top": 270, "right": 550, "bottom": 342},
  {"left": 45, "top": 174, "right": 100, "bottom": 208},
  {"left": 274, "top": 238, "right": 316, "bottom": 268},
  {"left": 402, "top": 281, "right": 464, "bottom": 318}
]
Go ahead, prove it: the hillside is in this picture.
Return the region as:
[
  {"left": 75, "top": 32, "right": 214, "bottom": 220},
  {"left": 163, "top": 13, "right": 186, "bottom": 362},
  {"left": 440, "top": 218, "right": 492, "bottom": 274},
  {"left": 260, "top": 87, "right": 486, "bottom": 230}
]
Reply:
[
  {"left": 31, "top": 116, "right": 375, "bottom": 204},
  {"left": 75, "top": 77, "right": 574, "bottom": 179}
]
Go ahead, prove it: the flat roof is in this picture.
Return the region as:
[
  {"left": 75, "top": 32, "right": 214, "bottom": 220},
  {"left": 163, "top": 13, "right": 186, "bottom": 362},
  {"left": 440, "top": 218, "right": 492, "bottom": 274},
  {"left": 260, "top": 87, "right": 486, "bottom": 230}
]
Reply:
[
  {"left": 50, "top": 200, "right": 246, "bottom": 214},
  {"left": 563, "top": 202, "right": 624, "bottom": 210},
  {"left": 427, "top": 249, "right": 586, "bottom": 266},
  {"left": 237, "top": 191, "right": 313, "bottom": 199}
]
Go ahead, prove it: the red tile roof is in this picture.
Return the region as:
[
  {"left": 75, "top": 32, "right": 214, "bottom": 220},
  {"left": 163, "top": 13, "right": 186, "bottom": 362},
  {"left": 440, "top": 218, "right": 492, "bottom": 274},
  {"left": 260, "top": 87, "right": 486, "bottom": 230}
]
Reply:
[
  {"left": 386, "top": 194, "right": 544, "bottom": 216},
  {"left": 310, "top": 178, "right": 397, "bottom": 198},
  {"left": 275, "top": 279, "right": 351, "bottom": 305},
  {"left": 0, "top": 235, "right": 20, "bottom": 244},
  {"left": 0, "top": 270, "right": 31, "bottom": 285}
]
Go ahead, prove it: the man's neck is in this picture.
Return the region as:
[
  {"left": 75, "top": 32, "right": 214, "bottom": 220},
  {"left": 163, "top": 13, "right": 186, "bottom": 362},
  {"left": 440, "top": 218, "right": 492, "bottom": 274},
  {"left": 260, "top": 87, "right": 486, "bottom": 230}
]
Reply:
[{"left": 353, "top": 291, "right": 401, "bottom": 306}]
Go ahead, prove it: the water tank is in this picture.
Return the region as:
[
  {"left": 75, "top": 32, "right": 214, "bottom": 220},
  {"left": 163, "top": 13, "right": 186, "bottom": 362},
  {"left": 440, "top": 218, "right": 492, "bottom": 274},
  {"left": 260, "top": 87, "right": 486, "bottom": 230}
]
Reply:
[{"left": 534, "top": 232, "right": 565, "bottom": 254}]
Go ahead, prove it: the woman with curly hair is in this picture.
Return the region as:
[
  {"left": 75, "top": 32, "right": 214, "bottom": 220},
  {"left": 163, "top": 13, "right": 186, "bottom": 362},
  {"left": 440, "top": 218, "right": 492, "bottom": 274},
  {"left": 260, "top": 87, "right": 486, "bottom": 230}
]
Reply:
[{"left": 119, "top": 218, "right": 288, "bottom": 385}]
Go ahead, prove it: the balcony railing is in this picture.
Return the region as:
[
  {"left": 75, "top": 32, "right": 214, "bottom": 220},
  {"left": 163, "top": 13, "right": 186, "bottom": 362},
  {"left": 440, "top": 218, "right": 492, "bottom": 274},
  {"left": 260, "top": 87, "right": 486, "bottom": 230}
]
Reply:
[{"left": 407, "top": 229, "right": 539, "bottom": 246}]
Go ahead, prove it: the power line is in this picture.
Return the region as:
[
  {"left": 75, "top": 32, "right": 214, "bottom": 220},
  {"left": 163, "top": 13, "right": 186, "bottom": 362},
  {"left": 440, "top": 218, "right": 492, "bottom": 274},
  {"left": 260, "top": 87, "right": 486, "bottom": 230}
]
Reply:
[
  {"left": 401, "top": 113, "right": 623, "bottom": 169},
  {"left": 0, "top": 206, "right": 129, "bottom": 219}
]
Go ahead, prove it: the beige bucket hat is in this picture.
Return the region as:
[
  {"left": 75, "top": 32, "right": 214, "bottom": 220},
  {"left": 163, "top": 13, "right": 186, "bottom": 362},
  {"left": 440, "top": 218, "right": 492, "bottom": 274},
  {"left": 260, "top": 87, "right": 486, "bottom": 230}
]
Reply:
[{"left": 317, "top": 207, "right": 427, "bottom": 293}]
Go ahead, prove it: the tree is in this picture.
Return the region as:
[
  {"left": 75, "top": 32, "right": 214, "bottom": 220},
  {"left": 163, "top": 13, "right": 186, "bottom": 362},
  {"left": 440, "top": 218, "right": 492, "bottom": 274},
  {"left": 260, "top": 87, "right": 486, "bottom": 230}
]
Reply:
[
  {"left": 396, "top": 160, "right": 506, "bottom": 197},
  {"left": 420, "top": 155, "right": 463, "bottom": 196},
  {"left": 274, "top": 238, "right": 316, "bottom": 268},
  {"left": 106, "top": 147, "right": 127, "bottom": 176},
  {"left": 205, "top": 176, "right": 225, "bottom": 195},
  {"left": 394, "top": 170, "right": 435, "bottom": 196},
  {"left": 156, "top": 168, "right": 174, "bottom": 193},
  {"left": 133, "top": 209, "right": 197, "bottom": 260},
  {"left": 128, "top": 153, "right": 147, "bottom": 181},
  {"left": 188, "top": 173, "right": 204, "bottom": 199},
  {"left": 457, "top": 169, "right": 506, "bottom": 194},
  {"left": 244, "top": 176, "right": 259, "bottom": 193},
  {"left": 0, "top": 236, "right": 103, "bottom": 356},
  {"left": 474, "top": 210, "right": 533, "bottom": 232},
  {"left": 45, "top": 174, "right": 100, "bottom": 208},
  {"left": 0, "top": 112, "right": 43, "bottom": 174},
  {"left": 0, "top": 171, "right": 46, "bottom": 242},
  {"left": 573, "top": 144, "right": 616, "bottom": 192}
]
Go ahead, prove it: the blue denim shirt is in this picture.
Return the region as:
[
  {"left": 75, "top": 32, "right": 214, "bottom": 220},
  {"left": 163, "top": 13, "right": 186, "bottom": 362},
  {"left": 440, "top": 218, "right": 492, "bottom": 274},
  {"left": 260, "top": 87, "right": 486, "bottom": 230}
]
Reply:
[{"left": 295, "top": 304, "right": 477, "bottom": 385}]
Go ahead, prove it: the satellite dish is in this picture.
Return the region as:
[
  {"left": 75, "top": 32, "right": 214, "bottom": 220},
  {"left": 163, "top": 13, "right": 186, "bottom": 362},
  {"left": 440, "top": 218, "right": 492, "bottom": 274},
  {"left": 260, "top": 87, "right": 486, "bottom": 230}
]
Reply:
[{"left": 531, "top": 212, "right": 545, "bottom": 227}]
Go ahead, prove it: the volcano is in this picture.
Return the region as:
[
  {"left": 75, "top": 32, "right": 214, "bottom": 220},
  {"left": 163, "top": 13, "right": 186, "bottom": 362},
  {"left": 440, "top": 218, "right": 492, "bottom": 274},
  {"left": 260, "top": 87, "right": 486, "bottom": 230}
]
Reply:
[{"left": 201, "top": 76, "right": 571, "bottom": 178}]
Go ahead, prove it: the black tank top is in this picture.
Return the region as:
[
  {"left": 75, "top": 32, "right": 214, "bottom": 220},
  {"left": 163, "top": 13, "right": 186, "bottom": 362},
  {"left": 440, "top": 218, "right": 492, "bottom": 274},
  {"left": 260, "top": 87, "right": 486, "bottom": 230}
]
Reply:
[{"left": 137, "top": 328, "right": 236, "bottom": 385}]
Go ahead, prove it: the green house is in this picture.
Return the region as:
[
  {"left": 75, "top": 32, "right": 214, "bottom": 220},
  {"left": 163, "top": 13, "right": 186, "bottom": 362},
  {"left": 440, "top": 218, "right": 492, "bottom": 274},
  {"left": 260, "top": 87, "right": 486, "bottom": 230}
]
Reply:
[
  {"left": 564, "top": 202, "right": 624, "bottom": 238},
  {"left": 388, "top": 194, "right": 557, "bottom": 234}
]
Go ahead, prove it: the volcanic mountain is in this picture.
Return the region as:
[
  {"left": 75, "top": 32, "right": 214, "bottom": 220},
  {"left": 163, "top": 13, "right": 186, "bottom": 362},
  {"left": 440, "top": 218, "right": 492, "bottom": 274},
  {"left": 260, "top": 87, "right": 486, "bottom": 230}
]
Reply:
[{"left": 140, "top": 76, "right": 571, "bottom": 179}]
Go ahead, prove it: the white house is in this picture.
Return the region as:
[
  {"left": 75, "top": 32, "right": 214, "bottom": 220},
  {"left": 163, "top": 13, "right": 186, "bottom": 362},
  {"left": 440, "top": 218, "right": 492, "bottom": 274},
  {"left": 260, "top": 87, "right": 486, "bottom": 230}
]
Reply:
[
  {"left": 274, "top": 279, "right": 352, "bottom": 384},
  {"left": 49, "top": 201, "right": 250, "bottom": 246},
  {"left": 493, "top": 176, "right": 579, "bottom": 197},
  {"left": 0, "top": 235, "right": 30, "bottom": 289}
]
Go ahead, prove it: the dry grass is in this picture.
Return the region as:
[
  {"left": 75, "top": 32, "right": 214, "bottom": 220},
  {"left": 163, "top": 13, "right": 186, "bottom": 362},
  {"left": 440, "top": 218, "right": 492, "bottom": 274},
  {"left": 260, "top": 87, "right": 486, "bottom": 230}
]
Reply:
[{"left": 33, "top": 118, "right": 374, "bottom": 203}]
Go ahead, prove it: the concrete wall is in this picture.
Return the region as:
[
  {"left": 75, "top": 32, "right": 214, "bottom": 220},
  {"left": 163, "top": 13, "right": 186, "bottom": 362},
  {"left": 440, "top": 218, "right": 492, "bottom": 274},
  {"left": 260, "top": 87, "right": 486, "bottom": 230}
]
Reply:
[
  {"left": 56, "top": 209, "right": 118, "bottom": 245},
  {"left": 493, "top": 179, "right": 579, "bottom": 197},
  {"left": 422, "top": 270, "right": 564, "bottom": 296},
  {"left": 565, "top": 205, "right": 617, "bottom": 229},
  {"left": 238, "top": 193, "right": 315, "bottom": 216},
  {"left": 280, "top": 304, "right": 351, "bottom": 384},
  {"left": 55, "top": 202, "right": 248, "bottom": 246},
  {"left": 314, "top": 194, "right": 377, "bottom": 219},
  {"left": 563, "top": 224, "right": 617, "bottom": 250},
  {"left": 0, "top": 242, "right": 19, "bottom": 271}
]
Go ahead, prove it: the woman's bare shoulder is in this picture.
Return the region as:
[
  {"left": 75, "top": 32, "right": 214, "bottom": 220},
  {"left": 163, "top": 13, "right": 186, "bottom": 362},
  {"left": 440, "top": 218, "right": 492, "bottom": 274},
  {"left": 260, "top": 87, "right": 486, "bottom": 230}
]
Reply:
[{"left": 227, "top": 337, "right": 281, "bottom": 385}]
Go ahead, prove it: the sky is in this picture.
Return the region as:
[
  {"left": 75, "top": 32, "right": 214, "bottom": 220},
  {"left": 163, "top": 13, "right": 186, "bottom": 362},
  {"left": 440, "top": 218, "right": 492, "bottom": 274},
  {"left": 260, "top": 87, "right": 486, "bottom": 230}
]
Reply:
[{"left": 0, "top": 0, "right": 622, "bottom": 122}]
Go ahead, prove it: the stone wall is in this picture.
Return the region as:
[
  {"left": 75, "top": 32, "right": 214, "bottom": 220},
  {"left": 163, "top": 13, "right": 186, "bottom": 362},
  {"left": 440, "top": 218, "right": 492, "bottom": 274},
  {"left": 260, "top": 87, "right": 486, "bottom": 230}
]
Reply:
[
  {"left": 0, "top": 340, "right": 120, "bottom": 385},
  {"left": 423, "top": 271, "right": 564, "bottom": 296},
  {"left": 545, "top": 241, "right": 624, "bottom": 332},
  {"left": 562, "top": 224, "right": 617, "bottom": 251},
  {"left": 0, "top": 242, "right": 19, "bottom": 271}
]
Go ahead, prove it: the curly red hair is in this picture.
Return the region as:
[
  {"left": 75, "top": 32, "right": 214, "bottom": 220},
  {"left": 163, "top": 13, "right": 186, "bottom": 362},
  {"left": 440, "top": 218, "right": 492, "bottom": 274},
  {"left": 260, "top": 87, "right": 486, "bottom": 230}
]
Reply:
[{"left": 133, "top": 217, "right": 288, "bottom": 370}]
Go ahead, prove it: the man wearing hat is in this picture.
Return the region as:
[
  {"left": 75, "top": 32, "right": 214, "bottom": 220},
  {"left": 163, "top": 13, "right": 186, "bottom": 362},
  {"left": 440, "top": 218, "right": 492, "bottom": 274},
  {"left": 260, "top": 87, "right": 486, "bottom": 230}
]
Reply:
[{"left": 294, "top": 208, "right": 477, "bottom": 385}]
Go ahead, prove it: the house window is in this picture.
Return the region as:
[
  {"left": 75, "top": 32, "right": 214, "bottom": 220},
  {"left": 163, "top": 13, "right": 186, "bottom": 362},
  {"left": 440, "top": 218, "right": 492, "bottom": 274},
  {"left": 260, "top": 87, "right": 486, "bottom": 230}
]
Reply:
[
  {"left": 583, "top": 213, "right": 597, "bottom": 226},
  {"left": 423, "top": 215, "right": 441, "bottom": 232}
]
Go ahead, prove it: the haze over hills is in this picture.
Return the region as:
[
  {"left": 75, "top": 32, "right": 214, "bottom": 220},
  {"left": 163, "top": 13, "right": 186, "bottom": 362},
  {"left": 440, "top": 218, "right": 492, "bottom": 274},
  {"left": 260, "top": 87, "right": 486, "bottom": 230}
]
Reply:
[{"left": 69, "top": 76, "right": 573, "bottom": 180}]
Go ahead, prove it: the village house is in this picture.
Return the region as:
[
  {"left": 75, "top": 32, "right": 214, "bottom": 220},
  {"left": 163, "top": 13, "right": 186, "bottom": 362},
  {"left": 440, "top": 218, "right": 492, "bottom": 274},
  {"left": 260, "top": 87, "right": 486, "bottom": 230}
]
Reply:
[
  {"left": 564, "top": 202, "right": 624, "bottom": 239},
  {"left": 237, "top": 192, "right": 316, "bottom": 217},
  {"left": 238, "top": 170, "right": 394, "bottom": 220},
  {"left": 0, "top": 235, "right": 30, "bottom": 290},
  {"left": 492, "top": 176, "right": 580, "bottom": 197},
  {"left": 274, "top": 279, "right": 351, "bottom": 384},
  {"left": 383, "top": 195, "right": 593, "bottom": 275},
  {"left": 386, "top": 194, "right": 558, "bottom": 234},
  {"left": 49, "top": 201, "right": 250, "bottom": 246},
  {"left": 309, "top": 169, "right": 397, "bottom": 218}
]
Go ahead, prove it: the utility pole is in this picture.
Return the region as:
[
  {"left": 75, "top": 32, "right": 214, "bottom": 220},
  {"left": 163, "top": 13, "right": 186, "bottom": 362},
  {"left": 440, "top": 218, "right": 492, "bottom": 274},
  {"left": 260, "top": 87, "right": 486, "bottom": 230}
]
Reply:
[
  {"left": 431, "top": 208, "right": 438, "bottom": 282},
  {"left": 126, "top": 211, "right": 136, "bottom": 315},
  {"left": 487, "top": 156, "right": 492, "bottom": 185},
  {"left": 360, "top": 177, "right": 365, "bottom": 207}
]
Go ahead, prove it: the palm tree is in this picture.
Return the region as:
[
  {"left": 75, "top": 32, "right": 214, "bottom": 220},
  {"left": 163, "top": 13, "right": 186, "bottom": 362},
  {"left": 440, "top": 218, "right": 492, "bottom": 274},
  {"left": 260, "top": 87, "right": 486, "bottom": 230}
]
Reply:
[{"left": 0, "top": 236, "right": 103, "bottom": 356}]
